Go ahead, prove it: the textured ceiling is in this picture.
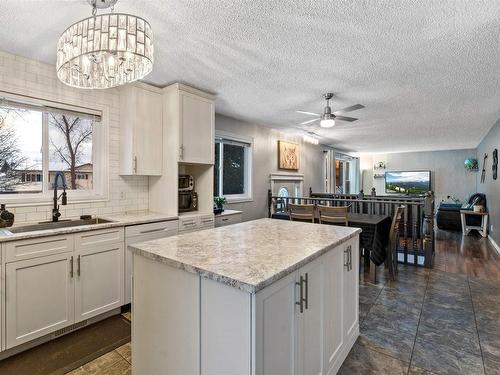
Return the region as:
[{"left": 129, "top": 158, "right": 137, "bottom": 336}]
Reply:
[{"left": 0, "top": 0, "right": 499, "bottom": 152}]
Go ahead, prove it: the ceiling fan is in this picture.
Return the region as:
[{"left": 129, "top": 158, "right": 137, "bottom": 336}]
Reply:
[{"left": 297, "top": 93, "right": 364, "bottom": 128}]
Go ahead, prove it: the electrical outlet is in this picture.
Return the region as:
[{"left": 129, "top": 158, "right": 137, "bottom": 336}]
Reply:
[
  {"left": 490, "top": 224, "right": 494, "bottom": 233},
  {"left": 120, "top": 191, "right": 126, "bottom": 200}
]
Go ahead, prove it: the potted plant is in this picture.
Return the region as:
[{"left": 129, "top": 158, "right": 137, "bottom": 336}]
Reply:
[{"left": 214, "top": 196, "right": 226, "bottom": 214}]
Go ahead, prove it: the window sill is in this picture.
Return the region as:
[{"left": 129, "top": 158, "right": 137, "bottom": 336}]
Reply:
[{"left": 225, "top": 197, "right": 253, "bottom": 204}]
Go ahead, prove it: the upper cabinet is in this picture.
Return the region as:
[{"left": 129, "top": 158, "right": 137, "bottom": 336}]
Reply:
[
  {"left": 119, "top": 83, "right": 163, "bottom": 176},
  {"left": 164, "top": 83, "right": 215, "bottom": 165}
]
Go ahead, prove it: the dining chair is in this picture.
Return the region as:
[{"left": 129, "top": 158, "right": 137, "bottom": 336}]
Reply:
[
  {"left": 288, "top": 203, "right": 315, "bottom": 223},
  {"left": 317, "top": 205, "right": 350, "bottom": 226},
  {"left": 387, "top": 205, "right": 405, "bottom": 280}
]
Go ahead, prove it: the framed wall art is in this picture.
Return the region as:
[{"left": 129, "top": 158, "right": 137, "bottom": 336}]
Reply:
[{"left": 278, "top": 140, "right": 300, "bottom": 170}]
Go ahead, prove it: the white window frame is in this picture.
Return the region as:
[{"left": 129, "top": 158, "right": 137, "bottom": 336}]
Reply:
[
  {"left": 0, "top": 92, "right": 109, "bottom": 206},
  {"left": 214, "top": 130, "right": 253, "bottom": 203}
]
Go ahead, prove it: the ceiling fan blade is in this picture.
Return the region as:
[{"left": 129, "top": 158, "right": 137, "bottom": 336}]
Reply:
[
  {"left": 296, "top": 110, "right": 320, "bottom": 116},
  {"left": 300, "top": 118, "right": 320, "bottom": 125},
  {"left": 335, "top": 115, "right": 358, "bottom": 122},
  {"left": 333, "top": 104, "right": 364, "bottom": 115}
]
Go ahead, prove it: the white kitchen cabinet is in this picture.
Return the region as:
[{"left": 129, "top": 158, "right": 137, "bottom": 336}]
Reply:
[
  {"left": 178, "top": 213, "right": 215, "bottom": 233},
  {"left": 297, "top": 256, "right": 324, "bottom": 375},
  {"left": 5, "top": 253, "right": 75, "bottom": 349},
  {"left": 74, "top": 242, "right": 124, "bottom": 322},
  {"left": 124, "top": 220, "right": 178, "bottom": 304},
  {"left": 120, "top": 83, "right": 163, "bottom": 175},
  {"left": 255, "top": 241, "right": 359, "bottom": 375},
  {"left": 215, "top": 210, "right": 243, "bottom": 227},
  {"left": 255, "top": 272, "right": 297, "bottom": 375},
  {"left": 342, "top": 238, "right": 359, "bottom": 340},
  {"left": 323, "top": 245, "right": 345, "bottom": 372},
  {"left": 179, "top": 91, "right": 215, "bottom": 164}
]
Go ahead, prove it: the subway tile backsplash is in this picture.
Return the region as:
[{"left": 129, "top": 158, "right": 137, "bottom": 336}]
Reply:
[{"left": 0, "top": 50, "right": 149, "bottom": 223}]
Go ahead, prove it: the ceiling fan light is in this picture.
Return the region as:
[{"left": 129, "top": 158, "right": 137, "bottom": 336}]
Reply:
[{"left": 320, "top": 119, "right": 335, "bottom": 128}]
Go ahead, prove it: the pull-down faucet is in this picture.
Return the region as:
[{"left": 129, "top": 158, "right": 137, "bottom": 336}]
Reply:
[{"left": 52, "top": 171, "right": 68, "bottom": 222}]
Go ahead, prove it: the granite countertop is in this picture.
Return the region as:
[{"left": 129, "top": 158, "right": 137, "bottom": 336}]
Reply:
[
  {"left": 0, "top": 211, "right": 178, "bottom": 242},
  {"left": 130, "top": 218, "right": 361, "bottom": 293}
]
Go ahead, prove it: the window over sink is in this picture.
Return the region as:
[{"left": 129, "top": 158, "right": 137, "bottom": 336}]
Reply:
[
  {"left": 0, "top": 94, "right": 107, "bottom": 203},
  {"left": 214, "top": 131, "right": 252, "bottom": 202}
]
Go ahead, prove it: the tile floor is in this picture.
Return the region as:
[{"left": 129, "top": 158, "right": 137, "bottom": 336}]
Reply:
[
  {"left": 66, "top": 342, "right": 131, "bottom": 375},
  {"left": 339, "top": 265, "right": 500, "bottom": 374}
]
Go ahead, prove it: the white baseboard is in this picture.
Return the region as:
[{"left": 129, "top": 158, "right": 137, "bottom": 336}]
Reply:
[{"left": 488, "top": 235, "right": 500, "bottom": 255}]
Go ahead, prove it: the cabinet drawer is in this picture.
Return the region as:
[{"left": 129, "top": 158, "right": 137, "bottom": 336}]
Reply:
[
  {"left": 5, "top": 235, "right": 74, "bottom": 263},
  {"left": 199, "top": 214, "right": 215, "bottom": 226},
  {"left": 74, "top": 227, "right": 124, "bottom": 249},
  {"left": 215, "top": 213, "right": 242, "bottom": 227},
  {"left": 179, "top": 216, "right": 198, "bottom": 232},
  {"left": 125, "top": 220, "right": 178, "bottom": 238}
]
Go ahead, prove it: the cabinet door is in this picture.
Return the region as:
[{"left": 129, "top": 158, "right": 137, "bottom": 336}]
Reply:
[
  {"left": 323, "top": 247, "right": 344, "bottom": 372},
  {"left": 297, "top": 256, "right": 324, "bottom": 375},
  {"left": 179, "top": 92, "right": 214, "bottom": 164},
  {"left": 5, "top": 253, "right": 74, "bottom": 348},
  {"left": 255, "top": 271, "right": 298, "bottom": 375},
  {"left": 75, "top": 243, "right": 124, "bottom": 322},
  {"left": 134, "top": 88, "right": 163, "bottom": 175},
  {"left": 342, "top": 239, "right": 359, "bottom": 340}
]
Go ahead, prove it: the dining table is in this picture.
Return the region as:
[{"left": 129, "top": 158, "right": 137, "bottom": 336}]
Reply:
[
  {"left": 347, "top": 213, "right": 392, "bottom": 284},
  {"left": 271, "top": 210, "right": 392, "bottom": 283}
]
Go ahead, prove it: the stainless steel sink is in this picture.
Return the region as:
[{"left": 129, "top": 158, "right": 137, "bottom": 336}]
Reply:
[{"left": 8, "top": 218, "right": 115, "bottom": 234}]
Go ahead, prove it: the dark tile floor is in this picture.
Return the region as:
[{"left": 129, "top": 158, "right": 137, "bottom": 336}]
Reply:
[{"left": 340, "top": 264, "right": 500, "bottom": 374}]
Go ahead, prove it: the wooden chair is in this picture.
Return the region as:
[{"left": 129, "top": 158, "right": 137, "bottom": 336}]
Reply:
[
  {"left": 288, "top": 203, "right": 315, "bottom": 223},
  {"left": 387, "top": 205, "right": 405, "bottom": 280},
  {"left": 317, "top": 205, "right": 350, "bottom": 226}
]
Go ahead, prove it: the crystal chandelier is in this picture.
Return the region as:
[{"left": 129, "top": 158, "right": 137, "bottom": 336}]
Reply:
[{"left": 56, "top": 0, "right": 154, "bottom": 89}]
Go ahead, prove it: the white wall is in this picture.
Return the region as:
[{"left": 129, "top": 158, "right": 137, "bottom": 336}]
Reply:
[
  {"left": 215, "top": 114, "right": 326, "bottom": 221},
  {"left": 0, "top": 50, "right": 149, "bottom": 223},
  {"left": 476, "top": 118, "right": 500, "bottom": 245},
  {"left": 360, "top": 149, "right": 477, "bottom": 203}
]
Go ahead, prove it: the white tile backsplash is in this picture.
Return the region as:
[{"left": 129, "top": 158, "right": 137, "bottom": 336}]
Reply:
[{"left": 0, "top": 50, "right": 150, "bottom": 223}]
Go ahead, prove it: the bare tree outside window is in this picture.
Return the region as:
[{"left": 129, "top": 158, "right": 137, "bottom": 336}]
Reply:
[
  {"left": 0, "top": 107, "right": 37, "bottom": 193},
  {"left": 48, "top": 114, "right": 93, "bottom": 190}
]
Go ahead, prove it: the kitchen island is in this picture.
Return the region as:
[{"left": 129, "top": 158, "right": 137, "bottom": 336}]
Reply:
[{"left": 130, "top": 218, "right": 361, "bottom": 375}]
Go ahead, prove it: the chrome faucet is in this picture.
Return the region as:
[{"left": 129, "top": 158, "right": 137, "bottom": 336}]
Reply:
[{"left": 52, "top": 171, "right": 68, "bottom": 222}]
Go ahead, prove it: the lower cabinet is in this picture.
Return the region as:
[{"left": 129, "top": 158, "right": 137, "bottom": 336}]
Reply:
[
  {"left": 5, "top": 253, "right": 75, "bottom": 348},
  {"left": 74, "top": 243, "right": 124, "bottom": 322},
  {"left": 255, "top": 237, "right": 359, "bottom": 375},
  {"left": 4, "top": 230, "right": 124, "bottom": 350}
]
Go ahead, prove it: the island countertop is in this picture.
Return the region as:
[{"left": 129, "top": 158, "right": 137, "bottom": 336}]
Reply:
[{"left": 130, "top": 218, "right": 361, "bottom": 293}]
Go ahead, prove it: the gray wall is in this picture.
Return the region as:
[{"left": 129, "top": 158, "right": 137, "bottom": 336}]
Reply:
[
  {"left": 476, "top": 118, "right": 500, "bottom": 245},
  {"left": 215, "top": 114, "right": 325, "bottom": 221},
  {"left": 361, "top": 149, "right": 478, "bottom": 204}
]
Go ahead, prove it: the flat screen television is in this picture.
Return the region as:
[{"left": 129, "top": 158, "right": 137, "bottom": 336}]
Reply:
[{"left": 385, "top": 170, "right": 431, "bottom": 195}]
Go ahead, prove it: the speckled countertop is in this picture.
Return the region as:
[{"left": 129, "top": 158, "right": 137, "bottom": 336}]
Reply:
[
  {"left": 0, "top": 211, "right": 178, "bottom": 242},
  {"left": 130, "top": 218, "right": 361, "bottom": 293}
]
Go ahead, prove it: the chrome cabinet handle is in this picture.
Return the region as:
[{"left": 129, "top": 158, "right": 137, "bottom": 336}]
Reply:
[
  {"left": 304, "top": 273, "right": 309, "bottom": 310},
  {"left": 222, "top": 218, "right": 229, "bottom": 221},
  {"left": 70, "top": 256, "right": 74, "bottom": 278},
  {"left": 349, "top": 245, "right": 353, "bottom": 271},
  {"left": 296, "top": 275, "right": 304, "bottom": 313},
  {"left": 344, "top": 248, "right": 350, "bottom": 269},
  {"left": 179, "top": 145, "right": 184, "bottom": 159},
  {"left": 133, "top": 156, "right": 138, "bottom": 174},
  {"left": 77, "top": 255, "right": 81, "bottom": 277},
  {"left": 139, "top": 228, "right": 167, "bottom": 235}
]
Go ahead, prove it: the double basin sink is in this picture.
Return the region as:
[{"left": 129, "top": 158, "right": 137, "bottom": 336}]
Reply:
[{"left": 6, "top": 217, "right": 115, "bottom": 234}]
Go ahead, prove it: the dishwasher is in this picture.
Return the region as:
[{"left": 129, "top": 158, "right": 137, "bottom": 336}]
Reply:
[{"left": 124, "top": 220, "right": 178, "bottom": 304}]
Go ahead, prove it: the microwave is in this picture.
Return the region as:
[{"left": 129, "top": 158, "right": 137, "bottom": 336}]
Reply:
[
  {"left": 179, "top": 191, "right": 198, "bottom": 212},
  {"left": 179, "top": 175, "right": 194, "bottom": 191}
]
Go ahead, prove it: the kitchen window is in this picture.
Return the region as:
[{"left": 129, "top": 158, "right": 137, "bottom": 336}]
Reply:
[
  {"left": 214, "top": 132, "right": 252, "bottom": 202},
  {"left": 0, "top": 95, "right": 107, "bottom": 203}
]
